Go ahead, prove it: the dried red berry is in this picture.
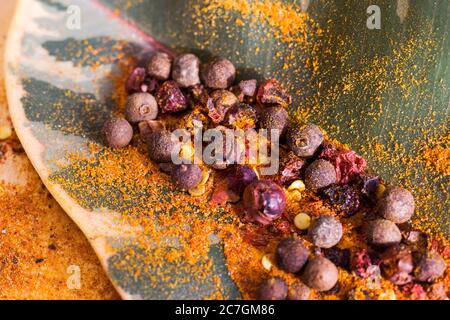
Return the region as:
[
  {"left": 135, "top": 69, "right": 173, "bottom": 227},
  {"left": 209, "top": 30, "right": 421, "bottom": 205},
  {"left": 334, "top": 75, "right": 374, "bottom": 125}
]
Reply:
[
  {"left": 402, "top": 283, "right": 428, "bottom": 300},
  {"left": 351, "top": 248, "right": 373, "bottom": 278},
  {"left": 256, "top": 79, "right": 291, "bottom": 106},
  {"left": 322, "top": 184, "right": 361, "bottom": 216},
  {"left": 278, "top": 152, "right": 306, "bottom": 185},
  {"left": 243, "top": 180, "right": 286, "bottom": 225},
  {"left": 126, "top": 67, "right": 158, "bottom": 94},
  {"left": 207, "top": 90, "right": 239, "bottom": 124},
  {"left": 227, "top": 165, "right": 258, "bottom": 195},
  {"left": 155, "top": 80, "right": 188, "bottom": 113},
  {"left": 380, "top": 244, "right": 414, "bottom": 285}
]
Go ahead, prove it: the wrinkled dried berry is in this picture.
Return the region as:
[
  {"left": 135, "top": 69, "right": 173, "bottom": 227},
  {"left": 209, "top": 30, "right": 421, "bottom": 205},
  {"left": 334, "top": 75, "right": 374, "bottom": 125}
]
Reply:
[
  {"left": 201, "top": 58, "right": 236, "bottom": 89},
  {"left": 102, "top": 118, "right": 133, "bottom": 149},
  {"left": 155, "top": 80, "right": 188, "bottom": 113},
  {"left": 378, "top": 187, "right": 415, "bottom": 224},
  {"left": 147, "top": 52, "right": 172, "bottom": 81},
  {"left": 172, "top": 53, "right": 201, "bottom": 88},
  {"left": 359, "top": 175, "right": 380, "bottom": 204},
  {"left": 278, "top": 152, "right": 306, "bottom": 185},
  {"left": 206, "top": 126, "right": 244, "bottom": 170},
  {"left": 323, "top": 247, "right": 351, "bottom": 270},
  {"left": 301, "top": 256, "right": 339, "bottom": 292},
  {"left": 224, "top": 103, "right": 257, "bottom": 129},
  {"left": 256, "top": 79, "right": 291, "bottom": 106},
  {"left": 258, "top": 106, "right": 290, "bottom": 139},
  {"left": 322, "top": 185, "right": 360, "bottom": 216},
  {"left": 125, "top": 93, "right": 158, "bottom": 124},
  {"left": 243, "top": 180, "right": 286, "bottom": 225},
  {"left": 126, "top": 67, "right": 158, "bottom": 94},
  {"left": 287, "top": 124, "right": 323, "bottom": 158},
  {"left": 305, "top": 159, "right": 337, "bottom": 191},
  {"left": 227, "top": 165, "right": 258, "bottom": 195},
  {"left": 351, "top": 248, "right": 373, "bottom": 278},
  {"left": 171, "top": 164, "right": 202, "bottom": 190},
  {"left": 147, "top": 130, "right": 178, "bottom": 162},
  {"left": 234, "top": 79, "right": 257, "bottom": 101},
  {"left": 309, "top": 215, "right": 343, "bottom": 249},
  {"left": 380, "top": 244, "right": 414, "bottom": 285},
  {"left": 365, "top": 219, "right": 402, "bottom": 248},
  {"left": 276, "top": 238, "right": 310, "bottom": 273},
  {"left": 207, "top": 90, "right": 239, "bottom": 124},
  {"left": 287, "top": 282, "right": 311, "bottom": 300},
  {"left": 414, "top": 251, "right": 446, "bottom": 283},
  {"left": 257, "top": 277, "right": 288, "bottom": 300}
]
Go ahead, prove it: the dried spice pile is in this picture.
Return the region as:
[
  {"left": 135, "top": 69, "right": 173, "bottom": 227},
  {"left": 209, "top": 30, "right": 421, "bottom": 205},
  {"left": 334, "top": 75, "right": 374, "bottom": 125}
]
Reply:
[{"left": 58, "top": 48, "right": 448, "bottom": 300}]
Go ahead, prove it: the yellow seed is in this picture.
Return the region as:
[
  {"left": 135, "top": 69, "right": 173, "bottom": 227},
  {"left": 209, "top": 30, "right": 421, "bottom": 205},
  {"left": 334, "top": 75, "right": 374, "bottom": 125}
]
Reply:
[
  {"left": 199, "top": 170, "right": 210, "bottom": 185},
  {"left": 288, "top": 180, "right": 306, "bottom": 192},
  {"left": 261, "top": 254, "right": 273, "bottom": 271},
  {"left": 0, "top": 125, "right": 12, "bottom": 140},
  {"left": 294, "top": 213, "right": 311, "bottom": 230},
  {"left": 376, "top": 184, "right": 386, "bottom": 199},
  {"left": 188, "top": 184, "right": 206, "bottom": 197}
]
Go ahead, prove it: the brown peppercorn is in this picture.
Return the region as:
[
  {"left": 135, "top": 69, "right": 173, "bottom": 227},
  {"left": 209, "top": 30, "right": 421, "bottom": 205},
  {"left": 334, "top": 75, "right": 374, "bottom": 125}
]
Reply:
[
  {"left": 258, "top": 106, "right": 290, "bottom": 138},
  {"left": 301, "top": 256, "right": 339, "bottom": 292},
  {"left": 276, "top": 238, "right": 310, "bottom": 273},
  {"left": 125, "top": 93, "right": 158, "bottom": 124},
  {"left": 287, "top": 282, "right": 311, "bottom": 300},
  {"left": 201, "top": 58, "right": 236, "bottom": 89},
  {"left": 102, "top": 118, "right": 133, "bottom": 149},
  {"left": 172, "top": 53, "right": 201, "bottom": 88},
  {"left": 286, "top": 124, "right": 323, "bottom": 158},
  {"left": 414, "top": 251, "right": 446, "bottom": 283},
  {"left": 257, "top": 277, "right": 288, "bottom": 300},
  {"left": 304, "top": 159, "right": 337, "bottom": 190},
  {"left": 147, "top": 130, "right": 178, "bottom": 163},
  {"left": 207, "top": 90, "right": 239, "bottom": 124},
  {"left": 365, "top": 219, "right": 402, "bottom": 248},
  {"left": 380, "top": 244, "right": 414, "bottom": 285},
  {"left": 378, "top": 187, "right": 415, "bottom": 224},
  {"left": 309, "top": 215, "right": 343, "bottom": 249},
  {"left": 171, "top": 164, "right": 202, "bottom": 190},
  {"left": 147, "top": 52, "right": 172, "bottom": 81}
]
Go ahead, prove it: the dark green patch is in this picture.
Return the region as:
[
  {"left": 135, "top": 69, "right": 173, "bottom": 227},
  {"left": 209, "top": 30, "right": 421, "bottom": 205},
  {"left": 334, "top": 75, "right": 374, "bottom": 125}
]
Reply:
[{"left": 38, "top": 0, "right": 67, "bottom": 11}]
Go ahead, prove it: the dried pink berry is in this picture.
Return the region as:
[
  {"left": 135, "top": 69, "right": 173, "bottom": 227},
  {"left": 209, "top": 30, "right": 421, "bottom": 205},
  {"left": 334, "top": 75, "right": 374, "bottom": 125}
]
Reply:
[
  {"left": 155, "top": 80, "right": 188, "bottom": 113},
  {"left": 256, "top": 79, "right": 292, "bottom": 107}
]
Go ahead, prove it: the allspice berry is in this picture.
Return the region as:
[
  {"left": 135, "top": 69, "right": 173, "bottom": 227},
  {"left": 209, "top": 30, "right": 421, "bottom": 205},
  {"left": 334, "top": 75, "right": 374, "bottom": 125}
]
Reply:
[
  {"left": 201, "top": 58, "right": 236, "bottom": 89},
  {"left": 102, "top": 118, "right": 133, "bottom": 149},
  {"left": 301, "top": 256, "right": 339, "bottom": 292},
  {"left": 286, "top": 124, "right": 323, "bottom": 158},
  {"left": 414, "top": 251, "right": 446, "bottom": 283},
  {"left": 258, "top": 106, "right": 290, "bottom": 138},
  {"left": 365, "top": 219, "right": 402, "bottom": 248},
  {"left": 276, "top": 238, "right": 310, "bottom": 273},
  {"left": 257, "top": 277, "right": 288, "bottom": 300},
  {"left": 147, "top": 130, "right": 178, "bottom": 163},
  {"left": 125, "top": 93, "right": 158, "bottom": 124},
  {"left": 171, "top": 164, "right": 202, "bottom": 190},
  {"left": 147, "top": 52, "right": 172, "bottom": 81},
  {"left": 309, "top": 215, "right": 343, "bottom": 249},
  {"left": 287, "top": 282, "right": 311, "bottom": 300},
  {"left": 304, "top": 159, "right": 337, "bottom": 190},
  {"left": 172, "top": 53, "right": 201, "bottom": 88},
  {"left": 378, "top": 187, "right": 415, "bottom": 224}
]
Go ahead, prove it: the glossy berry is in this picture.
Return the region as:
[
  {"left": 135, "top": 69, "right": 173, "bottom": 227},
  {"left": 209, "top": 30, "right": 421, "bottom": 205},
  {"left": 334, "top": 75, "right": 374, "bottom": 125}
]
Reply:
[
  {"left": 125, "top": 93, "right": 158, "bottom": 124},
  {"left": 257, "top": 277, "right": 288, "bottom": 300},
  {"left": 227, "top": 165, "right": 258, "bottom": 195},
  {"left": 172, "top": 53, "right": 201, "bottom": 88},
  {"left": 276, "top": 238, "right": 310, "bottom": 273},
  {"left": 287, "top": 124, "right": 323, "bottom": 158},
  {"left": 171, "top": 164, "right": 202, "bottom": 190},
  {"left": 378, "top": 187, "right": 415, "bottom": 224},
  {"left": 147, "top": 52, "right": 172, "bottom": 81},
  {"left": 243, "top": 180, "right": 286, "bottom": 225},
  {"left": 309, "top": 215, "right": 343, "bottom": 249},
  {"left": 304, "top": 159, "right": 337, "bottom": 191},
  {"left": 201, "top": 58, "right": 236, "bottom": 89},
  {"left": 301, "top": 256, "right": 339, "bottom": 292},
  {"left": 102, "top": 118, "right": 133, "bottom": 149}
]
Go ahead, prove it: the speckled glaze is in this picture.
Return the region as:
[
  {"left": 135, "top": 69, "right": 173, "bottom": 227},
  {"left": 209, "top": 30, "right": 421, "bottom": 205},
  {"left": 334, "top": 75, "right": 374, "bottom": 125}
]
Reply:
[{"left": 5, "top": 0, "right": 449, "bottom": 299}]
